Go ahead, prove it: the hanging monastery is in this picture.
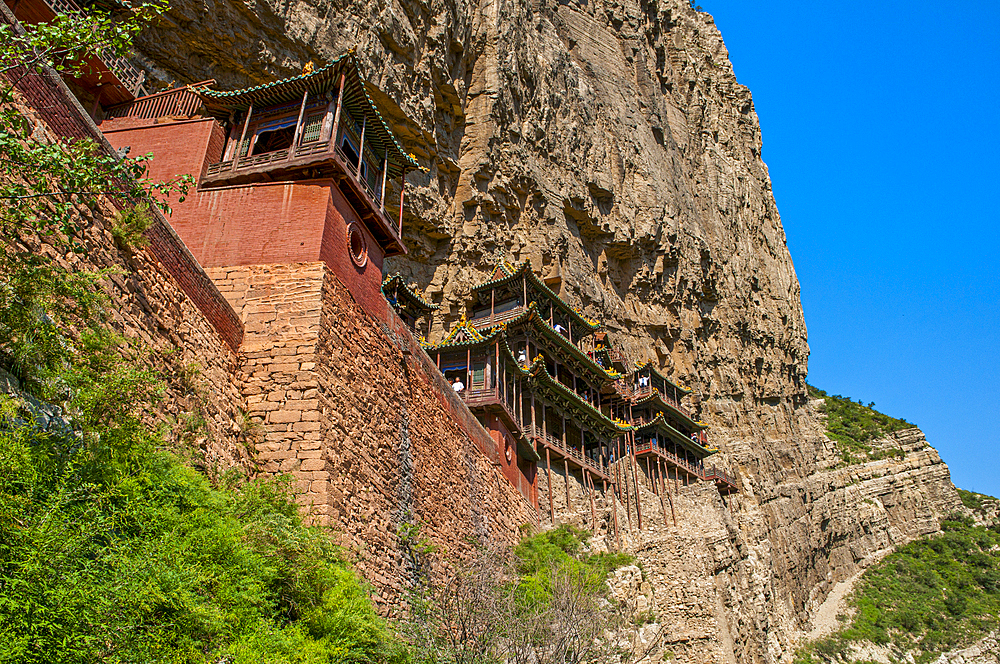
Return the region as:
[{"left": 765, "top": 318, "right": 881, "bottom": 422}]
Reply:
[{"left": 4, "top": 0, "right": 737, "bottom": 592}]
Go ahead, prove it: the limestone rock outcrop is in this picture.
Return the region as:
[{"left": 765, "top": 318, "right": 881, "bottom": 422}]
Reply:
[{"left": 128, "top": 0, "right": 964, "bottom": 661}]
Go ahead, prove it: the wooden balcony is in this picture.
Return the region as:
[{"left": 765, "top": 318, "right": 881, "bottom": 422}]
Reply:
[
  {"left": 528, "top": 425, "right": 609, "bottom": 481},
  {"left": 11, "top": 0, "right": 146, "bottom": 105},
  {"left": 199, "top": 134, "right": 406, "bottom": 257},
  {"left": 634, "top": 440, "right": 737, "bottom": 493},
  {"left": 635, "top": 439, "right": 704, "bottom": 478},
  {"left": 460, "top": 386, "right": 520, "bottom": 431}
]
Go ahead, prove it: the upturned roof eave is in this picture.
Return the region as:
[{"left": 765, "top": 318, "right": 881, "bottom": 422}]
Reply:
[
  {"left": 478, "top": 303, "right": 620, "bottom": 383},
  {"left": 633, "top": 390, "right": 707, "bottom": 430},
  {"left": 382, "top": 273, "right": 439, "bottom": 313},
  {"left": 636, "top": 416, "right": 716, "bottom": 457},
  {"left": 193, "top": 51, "right": 420, "bottom": 173},
  {"left": 472, "top": 261, "right": 602, "bottom": 332}
]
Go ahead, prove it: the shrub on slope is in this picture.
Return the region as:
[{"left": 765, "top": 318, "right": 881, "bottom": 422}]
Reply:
[
  {"left": 795, "top": 513, "right": 1000, "bottom": 663},
  {"left": 807, "top": 385, "right": 914, "bottom": 463},
  {"left": 0, "top": 392, "right": 404, "bottom": 663}
]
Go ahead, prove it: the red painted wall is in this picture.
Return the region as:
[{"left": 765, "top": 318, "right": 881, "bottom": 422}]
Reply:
[
  {"left": 102, "top": 119, "right": 389, "bottom": 321},
  {"left": 102, "top": 118, "right": 223, "bottom": 186},
  {"left": 486, "top": 414, "right": 539, "bottom": 508},
  {"left": 320, "top": 187, "right": 387, "bottom": 321}
]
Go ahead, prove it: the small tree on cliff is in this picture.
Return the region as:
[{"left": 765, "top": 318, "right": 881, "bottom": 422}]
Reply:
[
  {"left": 0, "top": 0, "right": 190, "bottom": 394},
  {"left": 400, "top": 525, "right": 659, "bottom": 664}
]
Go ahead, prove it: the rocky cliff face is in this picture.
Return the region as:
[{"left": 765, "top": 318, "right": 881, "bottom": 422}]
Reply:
[{"left": 132, "top": 0, "right": 961, "bottom": 661}]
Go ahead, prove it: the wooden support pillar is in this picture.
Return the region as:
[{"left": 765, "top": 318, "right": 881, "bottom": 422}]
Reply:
[
  {"left": 380, "top": 149, "right": 389, "bottom": 210},
  {"left": 546, "top": 447, "right": 555, "bottom": 524},
  {"left": 531, "top": 392, "right": 536, "bottom": 436},
  {"left": 620, "top": 454, "right": 631, "bottom": 531},
  {"left": 291, "top": 89, "right": 309, "bottom": 155},
  {"left": 631, "top": 431, "right": 643, "bottom": 531},
  {"left": 564, "top": 458, "right": 572, "bottom": 513},
  {"left": 356, "top": 116, "right": 367, "bottom": 178},
  {"left": 587, "top": 471, "right": 597, "bottom": 531},
  {"left": 397, "top": 168, "right": 407, "bottom": 237},
  {"left": 329, "top": 73, "right": 345, "bottom": 146},
  {"left": 233, "top": 103, "right": 253, "bottom": 171},
  {"left": 89, "top": 84, "right": 104, "bottom": 120},
  {"left": 606, "top": 479, "right": 619, "bottom": 550}
]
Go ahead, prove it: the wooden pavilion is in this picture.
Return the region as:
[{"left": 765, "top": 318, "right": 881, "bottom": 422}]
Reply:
[{"left": 382, "top": 273, "right": 437, "bottom": 337}]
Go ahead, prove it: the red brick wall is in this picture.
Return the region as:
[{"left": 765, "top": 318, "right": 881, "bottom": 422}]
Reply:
[
  {"left": 101, "top": 118, "right": 221, "bottom": 184},
  {"left": 0, "top": 7, "right": 242, "bottom": 354},
  {"left": 320, "top": 188, "right": 387, "bottom": 321}
]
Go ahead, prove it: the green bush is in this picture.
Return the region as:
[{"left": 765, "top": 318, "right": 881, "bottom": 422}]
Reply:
[
  {"left": 807, "top": 384, "right": 913, "bottom": 463},
  {"left": 795, "top": 511, "right": 1000, "bottom": 663},
  {"left": 0, "top": 402, "right": 404, "bottom": 663}
]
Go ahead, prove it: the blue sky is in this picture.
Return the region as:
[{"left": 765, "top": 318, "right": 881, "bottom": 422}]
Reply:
[{"left": 701, "top": 1, "right": 999, "bottom": 496}]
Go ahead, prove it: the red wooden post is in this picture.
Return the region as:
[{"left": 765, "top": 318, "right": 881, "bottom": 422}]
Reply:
[
  {"left": 546, "top": 446, "right": 555, "bottom": 524},
  {"left": 398, "top": 168, "right": 406, "bottom": 237},
  {"left": 357, "top": 116, "right": 366, "bottom": 179},
  {"left": 380, "top": 149, "right": 389, "bottom": 211},
  {"left": 233, "top": 103, "right": 253, "bottom": 171},
  {"left": 330, "top": 73, "right": 345, "bottom": 148},
  {"left": 291, "top": 89, "right": 309, "bottom": 155}
]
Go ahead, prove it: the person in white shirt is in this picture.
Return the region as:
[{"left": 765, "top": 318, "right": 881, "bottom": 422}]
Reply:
[
  {"left": 553, "top": 323, "right": 567, "bottom": 336},
  {"left": 517, "top": 349, "right": 527, "bottom": 365},
  {"left": 452, "top": 376, "right": 465, "bottom": 392}
]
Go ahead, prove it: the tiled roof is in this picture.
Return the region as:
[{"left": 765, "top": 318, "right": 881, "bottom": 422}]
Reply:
[
  {"left": 524, "top": 356, "right": 632, "bottom": 434},
  {"left": 634, "top": 413, "right": 716, "bottom": 457},
  {"left": 477, "top": 302, "right": 620, "bottom": 382},
  {"left": 473, "top": 260, "right": 602, "bottom": 331},
  {"left": 632, "top": 360, "right": 693, "bottom": 394},
  {"left": 423, "top": 315, "right": 502, "bottom": 350},
  {"left": 632, "top": 390, "right": 707, "bottom": 430},
  {"left": 382, "top": 273, "right": 438, "bottom": 312},
  {"left": 192, "top": 51, "right": 420, "bottom": 177}
]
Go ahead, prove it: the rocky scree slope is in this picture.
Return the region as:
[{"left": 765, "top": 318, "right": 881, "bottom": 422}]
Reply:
[{"left": 132, "top": 0, "right": 961, "bottom": 660}]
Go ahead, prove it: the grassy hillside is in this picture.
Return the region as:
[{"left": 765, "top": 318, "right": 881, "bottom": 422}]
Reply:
[
  {"left": 795, "top": 511, "right": 1000, "bottom": 664},
  {"left": 0, "top": 390, "right": 404, "bottom": 664},
  {"left": 807, "top": 385, "right": 915, "bottom": 463}
]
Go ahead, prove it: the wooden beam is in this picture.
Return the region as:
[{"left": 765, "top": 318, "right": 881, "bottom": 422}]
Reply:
[
  {"left": 631, "top": 431, "right": 643, "bottom": 531},
  {"left": 233, "top": 103, "right": 253, "bottom": 172},
  {"left": 587, "top": 471, "right": 597, "bottom": 531},
  {"left": 398, "top": 168, "right": 406, "bottom": 237},
  {"left": 291, "top": 89, "right": 309, "bottom": 156},
  {"left": 564, "top": 458, "right": 571, "bottom": 514},
  {"left": 546, "top": 447, "right": 555, "bottom": 524},
  {"left": 357, "top": 115, "right": 367, "bottom": 179},
  {"left": 606, "top": 478, "right": 619, "bottom": 550}
]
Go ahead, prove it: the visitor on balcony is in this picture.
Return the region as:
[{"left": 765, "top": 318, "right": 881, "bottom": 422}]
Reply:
[
  {"left": 553, "top": 322, "right": 567, "bottom": 336},
  {"left": 517, "top": 349, "right": 527, "bottom": 365},
  {"left": 452, "top": 376, "right": 465, "bottom": 393}
]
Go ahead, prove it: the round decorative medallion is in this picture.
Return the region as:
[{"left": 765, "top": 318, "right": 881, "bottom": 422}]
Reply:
[{"left": 347, "top": 223, "right": 368, "bottom": 268}]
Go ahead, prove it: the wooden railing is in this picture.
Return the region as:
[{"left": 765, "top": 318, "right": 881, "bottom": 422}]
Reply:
[
  {"left": 459, "top": 386, "right": 519, "bottom": 427},
  {"left": 632, "top": 386, "right": 692, "bottom": 419},
  {"left": 703, "top": 465, "right": 738, "bottom": 490},
  {"left": 528, "top": 424, "right": 608, "bottom": 478},
  {"left": 470, "top": 305, "right": 526, "bottom": 329},
  {"left": 105, "top": 84, "right": 209, "bottom": 120},
  {"left": 633, "top": 440, "right": 737, "bottom": 490},
  {"left": 43, "top": 0, "right": 146, "bottom": 95},
  {"left": 635, "top": 440, "right": 704, "bottom": 477}
]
